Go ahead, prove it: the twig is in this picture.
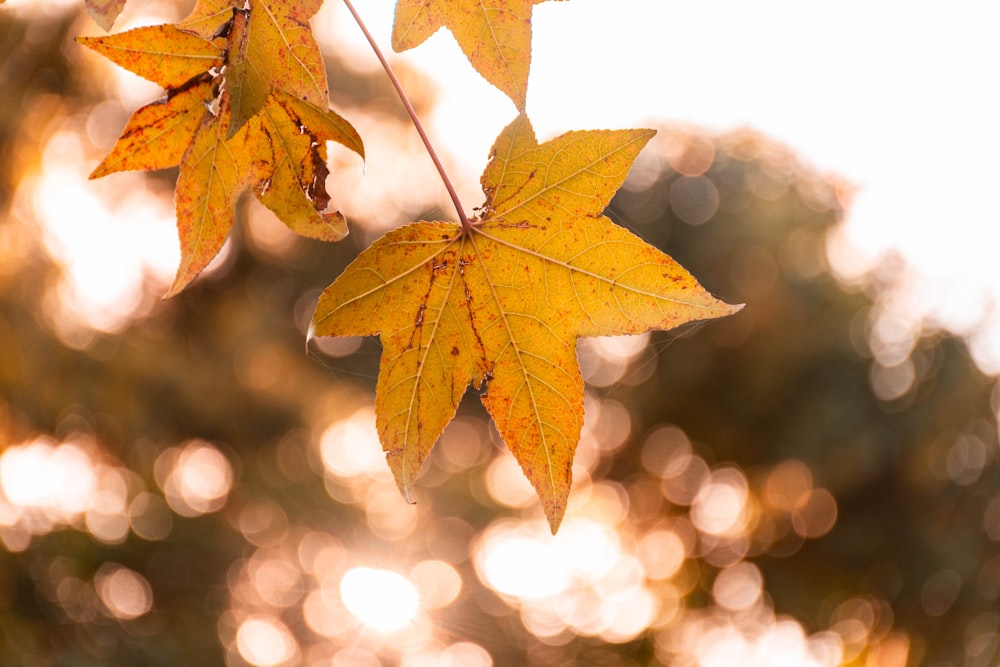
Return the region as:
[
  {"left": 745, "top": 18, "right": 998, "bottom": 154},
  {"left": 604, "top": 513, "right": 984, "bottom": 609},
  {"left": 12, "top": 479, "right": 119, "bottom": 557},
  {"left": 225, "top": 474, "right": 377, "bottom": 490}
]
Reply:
[{"left": 342, "top": 0, "right": 472, "bottom": 233}]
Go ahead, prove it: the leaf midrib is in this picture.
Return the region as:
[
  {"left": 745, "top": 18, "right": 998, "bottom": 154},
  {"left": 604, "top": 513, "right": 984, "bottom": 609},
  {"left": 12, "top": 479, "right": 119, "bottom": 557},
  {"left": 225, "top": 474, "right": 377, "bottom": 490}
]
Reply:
[
  {"left": 474, "top": 225, "right": 731, "bottom": 313},
  {"left": 490, "top": 130, "right": 655, "bottom": 221},
  {"left": 467, "top": 229, "right": 561, "bottom": 506},
  {"left": 311, "top": 234, "right": 459, "bottom": 331}
]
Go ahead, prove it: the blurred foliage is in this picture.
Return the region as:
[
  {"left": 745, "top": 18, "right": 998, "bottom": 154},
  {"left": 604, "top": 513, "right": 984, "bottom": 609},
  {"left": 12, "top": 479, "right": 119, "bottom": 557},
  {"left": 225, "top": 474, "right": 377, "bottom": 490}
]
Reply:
[
  {"left": 606, "top": 131, "right": 999, "bottom": 665},
  {"left": 1, "top": 3, "right": 999, "bottom": 667}
]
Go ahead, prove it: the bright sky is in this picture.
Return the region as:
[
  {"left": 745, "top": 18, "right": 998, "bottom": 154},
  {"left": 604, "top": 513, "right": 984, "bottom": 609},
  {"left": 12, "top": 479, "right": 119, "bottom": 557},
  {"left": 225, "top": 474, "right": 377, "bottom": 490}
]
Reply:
[
  {"left": 324, "top": 0, "right": 1000, "bottom": 370},
  {"left": 23, "top": 0, "right": 1000, "bottom": 370}
]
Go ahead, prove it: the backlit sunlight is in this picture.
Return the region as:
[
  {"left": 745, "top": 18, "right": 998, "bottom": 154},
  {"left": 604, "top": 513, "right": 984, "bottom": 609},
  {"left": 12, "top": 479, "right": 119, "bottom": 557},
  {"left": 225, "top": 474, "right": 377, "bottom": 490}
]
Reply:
[
  {"left": 3, "top": 1, "right": 995, "bottom": 664},
  {"left": 340, "top": 567, "right": 419, "bottom": 632}
]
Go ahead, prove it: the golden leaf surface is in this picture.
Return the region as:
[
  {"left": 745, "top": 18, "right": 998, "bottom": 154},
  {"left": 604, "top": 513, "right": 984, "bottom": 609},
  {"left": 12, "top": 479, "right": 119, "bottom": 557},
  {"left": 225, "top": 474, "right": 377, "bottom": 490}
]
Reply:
[
  {"left": 79, "top": 1, "right": 362, "bottom": 296},
  {"left": 245, "top": 90, "right": 360, "bottom": 243},
  {"left": 89, "top": 77, "right": 215, "bottom": 179},
  {"left": 310, "top": 114, "right": 742, "bottom": 532},
  {"left": 392, "top": 0, "right": 563, "bottom": 110},
  {"left": 84, "top": 0, "right": 127, "bottom": 31},
  {"left": 168, "top": 91, "right": 361, "bottom": 296},
  {"left": 180, "top": 0, "right": 329, "bottom": 137},
  {"left": 171, "top": 97, "right": 249, "bottom": 297},
  {"left": 77, "top": 26, "right": 224, "bottom": 88}
]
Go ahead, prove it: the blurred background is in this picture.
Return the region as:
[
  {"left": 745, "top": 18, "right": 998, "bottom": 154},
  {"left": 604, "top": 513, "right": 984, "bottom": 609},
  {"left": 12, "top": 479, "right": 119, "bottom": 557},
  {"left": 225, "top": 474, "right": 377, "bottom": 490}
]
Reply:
[{"left": 2, "top": 0, "right": 1000, "bottom": 666}]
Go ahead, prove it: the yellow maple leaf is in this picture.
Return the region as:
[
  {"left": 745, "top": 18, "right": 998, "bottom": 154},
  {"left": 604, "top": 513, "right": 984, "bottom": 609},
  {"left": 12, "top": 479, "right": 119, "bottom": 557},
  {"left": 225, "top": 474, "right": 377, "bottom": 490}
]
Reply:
[
  {"left": 180, "top": 0, "right": 329, "bottom": 137},
  {"left": 245, "top": 90, "right": 362, "bottom": 243},
  {"left": 79, "top": 3, "right": 362, "bottom": 296},
  {"left": 171, "top": 96, "right": 249, "bottom": 297},
  {"left": 310, "top": 114, "right": 741, "bottom": 532},
  {"left": 77, "top": 25, "right": 224, "bottom": 89},
  {"left": 169, "top": 91, "right": 361, "bottom": 296},
  {"left": 392, "top": 0, "right": 563, "bottom": 110},
  {"left": 89, "top": 77, "right": 216, "bottom": 179}
]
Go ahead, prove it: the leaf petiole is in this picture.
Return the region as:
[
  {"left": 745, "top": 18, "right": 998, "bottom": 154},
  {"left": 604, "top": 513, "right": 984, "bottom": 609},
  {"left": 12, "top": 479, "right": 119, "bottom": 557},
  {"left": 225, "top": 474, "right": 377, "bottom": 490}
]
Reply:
[{"left": 341, "top": 0, "right": 472, "bottom": 233}]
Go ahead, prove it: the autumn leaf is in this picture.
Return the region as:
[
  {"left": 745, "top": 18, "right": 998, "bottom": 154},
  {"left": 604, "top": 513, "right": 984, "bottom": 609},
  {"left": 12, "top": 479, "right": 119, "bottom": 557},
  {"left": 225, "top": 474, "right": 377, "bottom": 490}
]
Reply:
[
  {"left": 392, "top": 0, "right": 563, "bottom": 110},
  {"left": 245, "top": 90, "right": 361, "bottom": 243},
  {"left": 79, "top": 0, "right": 363, "bottom": 296},
  {"left": 85, "top": 0, "right": 127, "bottom": 31},
  {"left": 310, "top": 114, "right": 741, "bottom": 532},
  {"left": 77, "top": 25, "right": 224, "bottom": 88},
  {"left": 167, "top": 91, "right": 361, "bottom": 296},
  {"left": 180, "top": 0, "right": 329, "bottom": 137},
  {"left": 89, "top": 77, "right": 216, "bottom": 179},
  {"left": 170, "top": 97, "right": 249, "bottom": 296}
]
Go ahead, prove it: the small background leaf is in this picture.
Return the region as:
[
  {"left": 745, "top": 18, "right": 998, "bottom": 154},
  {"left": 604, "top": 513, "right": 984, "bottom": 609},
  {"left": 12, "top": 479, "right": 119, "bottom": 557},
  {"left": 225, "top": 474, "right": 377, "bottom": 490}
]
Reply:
[{"left": 85, "top": 0, "right": 127, "bottom": 31}]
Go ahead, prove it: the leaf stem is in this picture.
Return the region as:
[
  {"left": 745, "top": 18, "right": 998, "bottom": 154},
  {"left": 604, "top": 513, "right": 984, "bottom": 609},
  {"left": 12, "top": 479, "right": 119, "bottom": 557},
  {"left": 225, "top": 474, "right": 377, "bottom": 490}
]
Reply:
[{"left": 341, "top": 0, "right": 472, "bottom": 233}]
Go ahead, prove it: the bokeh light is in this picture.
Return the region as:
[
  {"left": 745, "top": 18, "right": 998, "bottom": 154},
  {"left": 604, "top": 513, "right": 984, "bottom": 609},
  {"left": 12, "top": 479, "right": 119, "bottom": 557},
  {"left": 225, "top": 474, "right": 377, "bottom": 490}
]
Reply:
[
  {"left": 0, "top": 436, "right": 139, "bottom": 550},
  {"left": 25, "top": 129, "right": 178, "bottom": 347},
  {"left": 94, "top": 563, "right": 153, "bottom": 620},
  {"left": 408, "top": 560, "right": 462, "bottom": 610},
  {"left": 713, "top": 561, "right": 763, "bottom": 611},
  {"left": 127, "top": 492, "right": 172, "bottom": 540},
  {"left": 578, "top": 333, "right": 651, "bottom": 388},
  {"left": 1, "top": 437, "right": 96, "bottom": 515},
  {"left": 691, "top": 467, "right": 749, "bottom": 537},
  {"left": 319, "top": 407, "right": 387, "bottom": 480},
  {"left": 236, "top": 616, "right": 298, "bottom": 667},
  {"left": 670, "top": 175, "right": 720, "bottom": 225},
  {"left": 637, "top": 528, "right": 687, "bottom": 581},
  {"left": 156, "top": 440, "right": 234, "bottom": 517},
  {"left": 474, "top": 517, "right": 657, "bottom": 643},
  {"left": 3, "top": 14, "right": 998, "bottom": 663},
  {"left": 484, "top": 454, "right": 538, "bottom": 510},
  {"left": 340, "top": 567, "right": 420, "bottom": 633}
]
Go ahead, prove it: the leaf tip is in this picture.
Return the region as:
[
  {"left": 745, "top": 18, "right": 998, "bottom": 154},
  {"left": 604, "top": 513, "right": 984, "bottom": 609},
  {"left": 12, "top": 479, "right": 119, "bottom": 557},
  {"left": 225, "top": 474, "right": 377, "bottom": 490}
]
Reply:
[
  {"left": 396, "top": 475, "right": 416, "bottom": 505},
  {"left": 321, "top": 212, "right": 349, "bottom": 241},
  {"left": 698, "top": 294, "right": 746, "bottom": 321},
  {"left": 225, "top": 116, "right": 247, "bottom": 141},
  {"left": 162, "top": 283, "right": 183, "bottom": 300},
  {"left": 716, "top": 301, "right": 746, "bottom": 319},
  {"left": 305, "top": 321, "right": 317, "bottom": 346},
  {"left": 88, "top": 158, "right": 115, "bottom": 179},
  {"left": 164, "top": 266, "right": 196, "bottom": 299},
  {"left": 542, "top": 487, "right": 570, "bottom": 535},
  {"left": 546, "top": 509, "right": 565, "bottom": 535}
]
